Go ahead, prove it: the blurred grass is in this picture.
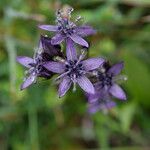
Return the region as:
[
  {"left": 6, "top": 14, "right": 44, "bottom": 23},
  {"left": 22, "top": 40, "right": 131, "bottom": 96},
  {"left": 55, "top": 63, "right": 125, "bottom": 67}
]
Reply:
[{"left": 0, "top": 0, "right": 150, "bottom": 149}]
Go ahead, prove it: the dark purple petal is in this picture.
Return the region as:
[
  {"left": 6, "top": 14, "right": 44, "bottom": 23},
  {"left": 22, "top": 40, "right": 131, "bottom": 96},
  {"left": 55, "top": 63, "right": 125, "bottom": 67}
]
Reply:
[
  {"left": 40, "top": 35, "right": 63, "bottom": 58},
  {"left": 38, "top": 69, "right": 53, "bottom": 79},
  {"left": 77, "top": 76, "right": 95, "bottom": 94},
  {"left": 109, "top": 84, "right": 126, "bottom": 100},
  {"left": 75, "top": 25, "right": 96, "bottom": 37},
  {"left": 58, "top": 77, "right": 72, "bottom": 97},
  {"left": 82, "top": 58, "right": 105, "bottom": 71},
  {"left": 69, "top": 34, "right": 89, "bottom": 47},
  {"left": 17, "top": 56, "right": 33, "bottom": 68},
  {"left": 20, "top": 75, "right": 36, "bottom": 90},
  {"left": 51, "top": 34, "right": 65, "bottom": 45},
  {"left": 38, "top": 25, "right": 58, "bottom": 32},
  {"left": 43, "top": 61, "right": 65, "bottom": 73},
  {"left": 108, "top": 62, "right": 124, "bottom": 76},
  {"left": 66, "top": 38, "right": 77, "bottom": 61}
]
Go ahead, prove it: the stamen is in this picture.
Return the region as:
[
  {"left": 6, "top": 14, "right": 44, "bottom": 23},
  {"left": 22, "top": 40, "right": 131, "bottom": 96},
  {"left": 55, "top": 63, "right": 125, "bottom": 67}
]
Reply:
[
  {"left": 37, "top": 48, "right": 43, "bottom": 54},
  {"left": 75, "top": 16, "right": 82, "bottom": 22},
  {"left": 30, "top": 75, "right": 36, "bottom": 83},
  {"left": 75, "top": 15, "right": 83, "bottom": 25},
  {"left": 92, "top": 70, "right": 98, "bottom": 76},
  {"left": 113, "top": 75, "right": 128, "bottom": 83},
  {"left": 53, "top": 56, "right": 65, "bottom": 63},
  {"left": 73, "top": 82, "right": 76, "bottom": 92},
  {"left": 57, "top": 6, "right": 74, "bottom": 20},
  {"left": 55, "top": 71, "right": 70, "bottom": 81},
  {"left": 76, "top": 49, "right": 87, "bottom": 65},
  {"left": 24, "top": 70, "right": 29, "bottom": 75}
]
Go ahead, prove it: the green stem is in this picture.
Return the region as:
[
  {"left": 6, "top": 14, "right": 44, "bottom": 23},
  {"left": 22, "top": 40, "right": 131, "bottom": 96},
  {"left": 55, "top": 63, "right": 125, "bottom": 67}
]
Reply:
[{"left": 28, "top": 106, "right": 40, "bottom": 150}]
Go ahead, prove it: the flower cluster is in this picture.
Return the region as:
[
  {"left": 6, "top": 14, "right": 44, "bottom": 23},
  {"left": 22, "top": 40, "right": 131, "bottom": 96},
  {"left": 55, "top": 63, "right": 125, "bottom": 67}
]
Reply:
[{"left": 17, "top": 6, "right": 127, "bottom": 113}]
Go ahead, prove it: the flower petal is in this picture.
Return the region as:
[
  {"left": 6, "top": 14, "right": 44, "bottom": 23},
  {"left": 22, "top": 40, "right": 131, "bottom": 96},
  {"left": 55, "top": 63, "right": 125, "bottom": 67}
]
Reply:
[
  {"left": 82, "top": 58, "right": 105, "bottom": 71},
  {"left": 108, "top": 62, "right": 124, "bottom": 76},
  {"left": 40, "top": 35, "right": 63, "bottom": 58},
  {"left": 20, "top": 75, "right": 36, "bottom": 90},
  {"left": 43, "top": 61, "right": 65, "bottom": 73},
  {"left": 88, "top": 102, "right": 100, "bottom": 114},
  {"left": 109, "top": 84, "right": 127, "bottom": 100},
  {"left": 58, "top": 77, "right": 72, "bottom": 97},
  {"left": 86, "top": 92, "right": 100, "bottom": 103},
  {"left": 75, "top": 25, "right": 96, "bottom": 37},
  {"left": 88, "top": 98, "right": 116, "bottom": 114},
  {"left": 17, "top": 56, "right": 33, "bottom": 68},
  {"left": 104, "top": 100, "right": 116, "bottom": 109},
  {"left": 66, "top": 38, "right": 77, "bottom": 61},
  {"left": 69, "top": 34, "right": 89, "bottom": 47},
  {"left": 77, "top": 76, "right": 95, "bottom": 94},
  {"left": 38, "top": 25, "right": 58, "bottom": 32},
  {"left": 51, "top": 34, "right": 65, "bottom": 45}
]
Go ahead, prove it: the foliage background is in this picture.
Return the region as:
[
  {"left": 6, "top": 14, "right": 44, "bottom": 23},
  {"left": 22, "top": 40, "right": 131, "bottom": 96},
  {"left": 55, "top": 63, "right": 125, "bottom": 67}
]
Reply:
[{"left": 0, "top": 0, "right": 150, "bottom": 149}]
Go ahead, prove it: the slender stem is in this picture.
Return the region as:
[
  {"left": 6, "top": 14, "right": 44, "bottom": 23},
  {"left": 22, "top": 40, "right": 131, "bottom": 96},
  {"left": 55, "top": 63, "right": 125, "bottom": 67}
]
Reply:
[
  {"left": 28, "top": 106, "right": 40, "bottom": 150},
  {"left": 5, "top": 35, "right": 16, "bottom": 98}
]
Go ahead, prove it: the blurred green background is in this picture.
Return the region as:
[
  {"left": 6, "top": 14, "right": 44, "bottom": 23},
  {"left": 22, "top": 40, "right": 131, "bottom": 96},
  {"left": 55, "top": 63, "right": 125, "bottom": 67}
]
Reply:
[{"left": 0, "top": 0, "right": 150, "bottom": 149}]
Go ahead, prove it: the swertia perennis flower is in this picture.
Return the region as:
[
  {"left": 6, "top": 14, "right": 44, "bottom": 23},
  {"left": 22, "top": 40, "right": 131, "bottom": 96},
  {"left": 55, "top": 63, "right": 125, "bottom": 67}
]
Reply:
[
  {"left": 87, "top": 62, "right": 127, "bottom": 113},
  {"left": 44, "top": 46, "right": 105, "bottom": 97},
  {"left": 38, "top": 6, "right": 96, "bottom": 55},
  {"left": 17, "top": 6, "right": 127, "bottom": 114},
  {"left": 17, "top": 35, "right": 63, "bottom": 90}
]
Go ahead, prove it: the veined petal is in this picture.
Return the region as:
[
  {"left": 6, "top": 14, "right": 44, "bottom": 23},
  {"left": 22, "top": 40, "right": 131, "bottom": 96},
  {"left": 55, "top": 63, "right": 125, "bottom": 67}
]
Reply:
[
  {"left": 44, "top": 61, "right": 65, "bottom": 73},
  {"left": 69, "top": 34, "right": 89, "bottom": 47},
  {"left": 17, "top": 56, "right": 33, "bottom": 68},
  {"left": 109, "top": 84, "right": 127, "bottom": 100},
  {"left": 77, "top": 76, "right": 95, "bottom": 94},
  {"left": 38, "top": 25, "right": 58, "bottom": 32},
  {"left": 66, "top": 38, "right": 77, "bottom": 61},
  {"left": 51, "top": 33, "right": 65, "bottom": 45},
  {"left": 58, "top": 77, "right": 72, "bottom": 97},
  {"left": 82, "top": 58, "right": 105, "bottom": 71},
  {"left": 75, "top": 25, "right": 96, "bottom": 37},
  {"left": 108, "top": 62, "right": 124, "bottom": 76},
  {"left": 20, "top": 75, "right": 36, "bottom": 90}
]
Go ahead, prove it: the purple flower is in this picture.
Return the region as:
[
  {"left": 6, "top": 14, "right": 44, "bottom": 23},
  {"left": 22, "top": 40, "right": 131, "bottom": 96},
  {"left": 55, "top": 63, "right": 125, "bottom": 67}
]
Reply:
[
  {"left": 44, "top": 45, "right": 104, "bottom": 97},
  {"left": 38, "top": 7, "right": 96, "bottom": 53},
  {"left": 17, "top": 35, "right": 62, "bottom": 90},
  {"left": 87, "top": 62, "right": 127, "bottom": 113},
  {"left": 88, "top": 99, "right": 116, "bottom": 114}
]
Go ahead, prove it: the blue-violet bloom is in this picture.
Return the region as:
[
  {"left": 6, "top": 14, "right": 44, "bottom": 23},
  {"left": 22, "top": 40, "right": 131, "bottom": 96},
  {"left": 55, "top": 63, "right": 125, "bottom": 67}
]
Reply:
[
  {"left": 17, "top": 35, "right": 62, "bottom": 90},
  {"left": 44, "top": 42, "right": 104, "bottom": 97},
  {"left": 38, "top": 7, "right": 96, "bottom": 54},
  {"left": 87, "top": 62, "right": 127, "bottom": 113},
  {"left": 88, "top": 98, "right": 116, "bottom": 114}
]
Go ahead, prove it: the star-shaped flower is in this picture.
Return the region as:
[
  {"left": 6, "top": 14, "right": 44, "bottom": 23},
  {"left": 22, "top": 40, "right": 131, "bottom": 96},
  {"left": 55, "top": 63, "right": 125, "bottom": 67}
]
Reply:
[
  {"left": 44, "top": 43, "right": 104, "bottom": 97},
  {"left": 87, "top": 62, "right": 127, "bottom": 113},
  {"left": 17, "top": 35, "right": 63, "bottom": 90},
  {"left": 39, "top": 7, "right": 95, "bottom": 56}
]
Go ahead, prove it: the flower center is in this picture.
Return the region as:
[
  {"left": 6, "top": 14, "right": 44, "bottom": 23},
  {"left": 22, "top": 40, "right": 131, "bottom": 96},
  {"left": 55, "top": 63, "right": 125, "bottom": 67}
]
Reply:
[
  {"left": 57, "top": 18, "right": 75, "bottom": 36},
  {"left": 27, "top": 56, "right": 43, "bottom": 76},
  {"left": 27, "top": 63, "right": 42, "bottom": 75},
  {"left": 65, "top": 60, "right": 84, "bottom": 80},
  {"left": 98, "top": 72, "right": 112, "bottom": 87}
]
